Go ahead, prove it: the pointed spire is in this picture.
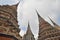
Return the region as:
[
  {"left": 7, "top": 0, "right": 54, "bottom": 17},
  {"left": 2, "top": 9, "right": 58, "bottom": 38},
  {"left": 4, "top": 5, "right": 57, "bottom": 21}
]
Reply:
[
  {"left": 27, "top": 22, "right": 31, "bottom": 31},
  {"left": 23, "top": 22, "right": 35, "bottom": 40},
  {"left": 48, "top": 17, "right": 59, "bottom": 26},
  {"left": 26, "top": 22, "right": 32, "bottom": 34}
]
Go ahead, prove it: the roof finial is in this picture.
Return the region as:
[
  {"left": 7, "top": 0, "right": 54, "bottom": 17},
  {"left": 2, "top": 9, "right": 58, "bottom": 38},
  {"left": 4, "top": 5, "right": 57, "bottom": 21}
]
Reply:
[
  {"left": 48, "top": 16, "right": 59, "bottom": 26},
  {"left": 12, "top": 1, "right": 20, "bottom": 10},
  {"left": 36, "top": 10, "right": 42, "bottom": 18},
  {"left": 15, "top": 1, "right": 20, "bottom": 6},
  {"left": 36, "top": 9, "right": 45, "bottom": 23}
]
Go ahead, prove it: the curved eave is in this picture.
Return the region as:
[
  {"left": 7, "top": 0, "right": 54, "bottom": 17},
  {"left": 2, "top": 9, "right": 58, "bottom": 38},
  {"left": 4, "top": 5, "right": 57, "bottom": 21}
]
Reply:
[{"left": 0, "top": 33, "right": 18, "bottom": 40}]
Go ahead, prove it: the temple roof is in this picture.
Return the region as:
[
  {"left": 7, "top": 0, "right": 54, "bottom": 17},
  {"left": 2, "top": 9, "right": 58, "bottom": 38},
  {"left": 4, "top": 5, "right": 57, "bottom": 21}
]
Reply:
[
  {"left": 0, "top": 1, "right": 20, "bottom": 10},
  {"left": 36, "top": 10, "right": 60, "bottom": 30},
  {"left": 36, "top": 10, "right": 52, "bottom": 27}
]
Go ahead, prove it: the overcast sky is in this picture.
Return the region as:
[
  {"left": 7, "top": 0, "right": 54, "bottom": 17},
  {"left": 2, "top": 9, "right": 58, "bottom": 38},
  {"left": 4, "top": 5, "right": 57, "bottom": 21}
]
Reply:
[{"left": 0, "top": 0, "right": 60, "bottom": 39}]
